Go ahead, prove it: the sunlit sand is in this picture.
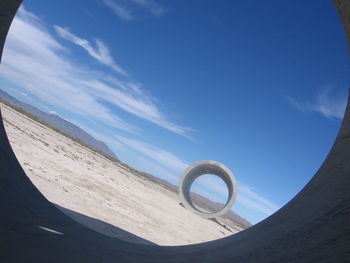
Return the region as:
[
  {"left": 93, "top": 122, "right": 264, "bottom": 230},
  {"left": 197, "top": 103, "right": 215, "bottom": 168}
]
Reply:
[{"left": 1, "top": 102, "right": 245, "bottom": 245}]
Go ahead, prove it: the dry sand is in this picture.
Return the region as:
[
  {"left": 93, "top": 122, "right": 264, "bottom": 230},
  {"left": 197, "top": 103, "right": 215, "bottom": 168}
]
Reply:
[{"left": 1, "top": 103, "right": 244, "bottom": 246}]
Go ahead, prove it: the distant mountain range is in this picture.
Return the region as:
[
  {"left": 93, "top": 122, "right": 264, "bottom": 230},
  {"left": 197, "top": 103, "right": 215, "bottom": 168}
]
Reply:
[
  {"left": 0, "top": 89, "right": 117, "bottom": 160},
  {"left": 0, "top": 89, "right": 251, "bottom": 228}
]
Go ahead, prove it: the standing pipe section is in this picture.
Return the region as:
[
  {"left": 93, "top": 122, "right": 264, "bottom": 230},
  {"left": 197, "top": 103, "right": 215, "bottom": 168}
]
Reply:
[{"left": 179, "top": 160, "right": 237, "bottom": 218}]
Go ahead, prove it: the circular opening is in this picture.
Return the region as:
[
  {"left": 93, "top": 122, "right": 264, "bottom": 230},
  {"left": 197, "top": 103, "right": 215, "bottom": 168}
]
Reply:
[
  {"left": 178, "top": 160, "right": 237, "bottom": 219},
  {"left": 190, "top": 174, "right": 229, "bottom": 213},
  {"left": 0, "top": 0, "right": 347, "bottom": 247}
]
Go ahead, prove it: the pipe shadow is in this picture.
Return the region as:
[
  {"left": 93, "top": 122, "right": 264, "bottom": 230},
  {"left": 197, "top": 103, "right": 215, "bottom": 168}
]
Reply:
[{"left": 53, "top": 203, "right": 156, "bottom": 246}]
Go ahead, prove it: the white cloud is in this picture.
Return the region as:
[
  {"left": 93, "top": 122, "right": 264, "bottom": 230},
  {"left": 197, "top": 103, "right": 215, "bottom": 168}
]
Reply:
[
  {"left": 130, "top": 0, "right": 167, "bottom": 16},
  {"left": 115, "top": 135, "right": 189, "bottom": 173},
  {"left": 82, "top": 78, "right": 194, "bottom": 139},
  {"left": 310, "top": 89, "right": 347, "bottom": 119},
  {"left": 102, "top": 0, "right": 133, "bottom": 21},
  {"left": 0, "top": 6, "right": 191, "bottom": 139},
  {"left": 2, "top": 9, "right": 129, "bottom": 152},
  {"left": 237, "top": 183, "right": 279, "bottom": 216},
  {"left": 189, "top": 174, "right": 279, "bottom": 216},
  {"left": 189, "top": 175, "right": 279, "bottom": 221},
  {"left": 286, "top": 96, "right": 307, "bottom": 114},
  {"left": 54, "top": 26, "right": 127, "bottom": 76},
  {"left": 102, "top": 0, "right": 167, "bottom": 21},
  {"left": 287, "top": 88, "right": 347, "bottom": 120},
  {"left": 190, "top": 174, "right": 228, "bottom": 203},
  {"left": 134, "top": 157, "right": 179, "bottom": 184}
]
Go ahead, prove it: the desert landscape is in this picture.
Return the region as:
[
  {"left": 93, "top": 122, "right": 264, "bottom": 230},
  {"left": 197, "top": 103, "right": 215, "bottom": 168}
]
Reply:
[{"left": 1, "top": 101, "right": 248, "bottom": 246}]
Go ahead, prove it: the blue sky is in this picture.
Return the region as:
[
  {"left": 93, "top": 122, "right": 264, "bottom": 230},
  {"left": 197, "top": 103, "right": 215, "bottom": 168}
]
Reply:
[{"left": 0, "top": 1, "right": 348, "bottom": 224}]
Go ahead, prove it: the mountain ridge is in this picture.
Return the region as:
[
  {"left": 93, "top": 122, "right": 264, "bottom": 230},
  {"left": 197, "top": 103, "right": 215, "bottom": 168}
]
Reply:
[{"left": 0, "top": 89, "right": 117, "bottom": 160}]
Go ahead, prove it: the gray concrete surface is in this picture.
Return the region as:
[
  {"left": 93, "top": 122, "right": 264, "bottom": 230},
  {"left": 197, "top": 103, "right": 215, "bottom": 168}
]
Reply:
[
  {"left": 179, "top": 160, "right": 237, "bottom": 218},
  {"left": 0, "top": 0, "right": 349, "bottom": 262}
]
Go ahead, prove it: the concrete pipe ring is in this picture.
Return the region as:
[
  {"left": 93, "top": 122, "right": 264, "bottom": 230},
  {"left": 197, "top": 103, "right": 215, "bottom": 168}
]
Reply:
[{"left": 178, "top": 160, "right": 237, "bottom": 219}]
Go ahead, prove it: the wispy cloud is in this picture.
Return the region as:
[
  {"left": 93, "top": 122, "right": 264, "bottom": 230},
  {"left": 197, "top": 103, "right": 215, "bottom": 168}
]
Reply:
[
  {"left": 237, "top": 183, "right": 279, "bottom": 216},
  {"left": 82, "top": 78, "right": 195, "bottom": 139},
  {"left": 102, "top": 0, "right": 133, "bottom": 21},
  {"left": 54, "top": 25, "right": 127, "bottom": 76},
  {"left": 190, "top": 175, "right": 279, "bottom": 217},
  {"left": 135, "top": 157, "right": 180, "bottom": 184},
  {"left": 0, "top": 6, "right": 191, "bottom": 138},
  {"left": 130, "top": 0, "right": 167, "bottom": 16},
  {"left": 115, "top": 135, "right": 189, "bottom": 173},
  {"left": 49, "top": 110, "right": 58, "bottom": 115},
  {"left": 102, "top": 0, "right": 167, "bottom": 21},
  {"left": 190, "top": 174, "right": 228, "bottom": 203},
  {"left": 0, "top": 8, "right": 135, "bottom": 133},
  {"left": 287, "top": 88, "right": 347, "bottom": 119}
]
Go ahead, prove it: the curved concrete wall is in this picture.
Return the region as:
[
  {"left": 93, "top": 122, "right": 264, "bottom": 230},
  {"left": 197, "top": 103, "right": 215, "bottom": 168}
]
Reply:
[{"left": 0, "top": 0, "right": 349, "bottom": 262}]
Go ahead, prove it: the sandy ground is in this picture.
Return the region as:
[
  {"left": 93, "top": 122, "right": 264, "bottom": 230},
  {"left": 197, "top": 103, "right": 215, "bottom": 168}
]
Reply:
[{"left": 1, "top": 103, "right": 244, "bottom": 246}]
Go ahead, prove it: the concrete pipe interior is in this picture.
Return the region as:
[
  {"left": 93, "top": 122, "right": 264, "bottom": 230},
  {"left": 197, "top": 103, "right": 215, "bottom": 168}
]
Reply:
[{"left": 0, "top": 0, "right": 350, "bottom": 262}]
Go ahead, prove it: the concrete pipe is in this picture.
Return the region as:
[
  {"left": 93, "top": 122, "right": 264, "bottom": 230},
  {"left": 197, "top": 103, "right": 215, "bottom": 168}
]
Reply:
[
  {"left": 179, "top": 160, "right": 237, "bottom": 218},
  {"left": 0, "top": 1, "right": 349, "bottom": 262}
]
